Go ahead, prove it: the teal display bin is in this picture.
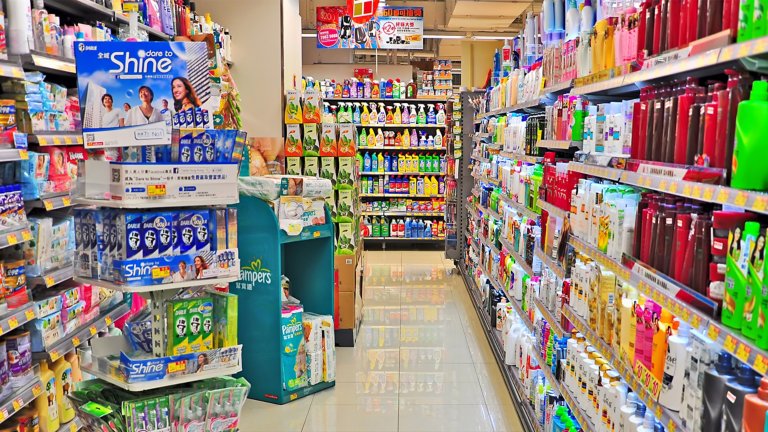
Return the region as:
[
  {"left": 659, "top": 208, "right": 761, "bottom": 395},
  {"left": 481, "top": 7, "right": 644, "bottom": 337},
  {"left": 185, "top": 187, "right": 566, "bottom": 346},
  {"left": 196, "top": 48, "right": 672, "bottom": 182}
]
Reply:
[{"left": 233, "top": 195, "right": 336, "bottom": 403}]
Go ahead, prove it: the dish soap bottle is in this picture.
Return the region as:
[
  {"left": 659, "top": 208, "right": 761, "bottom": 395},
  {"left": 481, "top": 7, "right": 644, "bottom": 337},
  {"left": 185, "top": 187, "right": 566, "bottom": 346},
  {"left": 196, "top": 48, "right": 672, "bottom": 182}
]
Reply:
[
  {"left": 732, "top": 80, "right": 768, "bottom": 191},
  {"left": 36, "top": 361, "right": 60, "bottom": 432},
  {"left": 52, "top": 357, "right": 75, "bottom": 423},
  {"left": 723, "top": 221, "right": 761, "bottom": 329},
  {"left": 352, "top": 102, "right": 361, "bottom": 124},
  {"left": 359, "top": 127, "right": 367, "bottom": 149}
]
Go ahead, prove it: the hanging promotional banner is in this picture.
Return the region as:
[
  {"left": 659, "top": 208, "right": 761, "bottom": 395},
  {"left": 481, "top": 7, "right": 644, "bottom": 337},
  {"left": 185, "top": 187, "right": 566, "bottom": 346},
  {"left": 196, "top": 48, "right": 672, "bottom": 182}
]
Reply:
[
  {"left": 316, "top": 6, "right": 423, "bottom": 50},
  {"left": 347, "top": 0, "right": 381, "bottom": 24}
]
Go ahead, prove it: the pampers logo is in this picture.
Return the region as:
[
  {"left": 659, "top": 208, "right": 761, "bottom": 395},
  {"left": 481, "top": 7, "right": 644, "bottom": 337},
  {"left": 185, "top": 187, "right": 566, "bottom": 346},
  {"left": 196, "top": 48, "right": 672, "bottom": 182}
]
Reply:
[
  {"left": 108, "top": 49, "right": 173, "bottom": 74},
  {"left": 282, "top": 317, "right": 302, "bottom": 336},
  {"left": 240, "top": 258, "right": 272, "bottom": 285}
]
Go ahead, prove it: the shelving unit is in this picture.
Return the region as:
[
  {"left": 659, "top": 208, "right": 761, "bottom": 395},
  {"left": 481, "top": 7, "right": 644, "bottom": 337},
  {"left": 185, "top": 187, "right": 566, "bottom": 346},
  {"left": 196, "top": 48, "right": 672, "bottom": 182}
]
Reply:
[
  {"left": 0, "top": 373, "right": 43, "bottom": 424},
  {"left": 234, "top": 197, "right": 335, "bottom": 403}
]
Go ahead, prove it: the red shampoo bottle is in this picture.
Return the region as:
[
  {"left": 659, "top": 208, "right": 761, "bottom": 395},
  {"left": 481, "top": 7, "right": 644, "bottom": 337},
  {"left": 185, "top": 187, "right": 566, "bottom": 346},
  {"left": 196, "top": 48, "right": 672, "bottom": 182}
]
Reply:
[{"left": 674, "top": 78, "right": 700, "bottom": 164}]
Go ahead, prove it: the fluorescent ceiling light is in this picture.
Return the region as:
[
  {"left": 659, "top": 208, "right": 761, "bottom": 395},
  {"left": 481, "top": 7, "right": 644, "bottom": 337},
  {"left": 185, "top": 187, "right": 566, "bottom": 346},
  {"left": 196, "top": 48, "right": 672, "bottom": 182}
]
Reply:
[{"left": 423, "top": 35, "right": 465, "bottom": 39}]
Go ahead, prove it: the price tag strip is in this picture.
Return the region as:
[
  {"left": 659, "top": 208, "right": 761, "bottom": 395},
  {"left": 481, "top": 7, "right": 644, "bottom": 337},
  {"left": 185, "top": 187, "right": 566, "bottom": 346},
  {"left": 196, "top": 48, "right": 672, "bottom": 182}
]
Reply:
[
  {"left": 40, "top": 303, "right": 130, "bottom": 361},
  {"left": 0, "top": 302, "right": 37, "bottom": 337},
  {"left": 498, "top": 194, "right": 540, "bottom": 220},
  {"left": 0, "top": 225, "right": 33, "bottom": 250},
  {"left": 500, "top": 237, "right": 538, "bottom": 279},
  {"left": 532, "top": 298, "right": 566, "bottom": 338},
  {"left": 534, "top": 248, "right": 566, "bottom": 280},
  {"left": 0, "top": 376, "right": 43, "bottom": 423}
]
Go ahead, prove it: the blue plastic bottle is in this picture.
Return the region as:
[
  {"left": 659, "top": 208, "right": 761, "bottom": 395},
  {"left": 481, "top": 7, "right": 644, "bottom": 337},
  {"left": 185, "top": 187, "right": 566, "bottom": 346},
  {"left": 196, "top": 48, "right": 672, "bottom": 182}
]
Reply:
[
  {"left": 392, "top": 155, "right": 398, "bottom": 172},
  {"left": 424, "top": 221, "right": 432, "bottom": 238},
  {"left": 384, "top": 153, "right": 391, "bottom": 172},
  {"left": 405, "top": 218, "right": 412, "bottom": 238},
  {"left": 427, "top": 104, "right": 436, "bottom": 124},
  {"left": 371, "top": 152, "right": 378, "bottom": 172},
  {"left": 363, "top": 153, "right": 371, "bottom": 173},
  {"left": 418, "top": 220, "right": 425, "bottom": 238}
]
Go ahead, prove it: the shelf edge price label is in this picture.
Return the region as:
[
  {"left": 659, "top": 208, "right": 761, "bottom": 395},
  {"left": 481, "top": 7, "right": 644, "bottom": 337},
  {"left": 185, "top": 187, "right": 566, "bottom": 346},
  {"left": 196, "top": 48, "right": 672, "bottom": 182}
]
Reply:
[
  {"left": 105, "top": 316, "right": 113, "bottom": 326},
  {"left": 735, "top": 342, "right": 752, "bottom": 363},
  {"left": 6, "top": 233, "right": 18, "bottom": 245},
  {"left": 25, "top": 309, "right": 35, "bottom": 321},
  {"left": 0, "top": 407, "right": 7, "bottom": 421},
  {"left": 50, "top": 350, "right": 60, "bottom": 361},
  {"left": 32, "top": 384, "right": 41, "bottom": 397},
  {"left": 89, "top": 326, "right": 97, "bottom": 336},
  {"left": 21, "top": 230, "right": 31, "bottom": 241},
  {"left": 62, "top": 196, "right": 71, "bottom": 207},
  {"left": 7, "top": 316, "right": 18, "bottom": 329},
  {"left": 754, "top": 354, "right": 768, "bottom": 375},
  {"left": 44, "top": 276, "right": 55, "bottom": 287},
  {"left": 724, "top": 334, "right": 738, "bottom": 353},
  {"left": 71, "top": 336, "right": 80, "bottom": 347},
  {"left": 70, "top": 422, "right": 77, "bottom": 432},
  {"left": 147, "top": 184, "right": 167, "bottom": 197},
  {"left": 707, "top": 323, "right": 720, "bottom": 341}
]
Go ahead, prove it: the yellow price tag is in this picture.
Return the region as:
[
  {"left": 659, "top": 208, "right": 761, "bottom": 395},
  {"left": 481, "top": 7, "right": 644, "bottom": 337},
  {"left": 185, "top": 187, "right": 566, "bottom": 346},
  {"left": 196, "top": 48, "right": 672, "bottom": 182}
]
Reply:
[
  {"left": 754, "top": 354, "right": 768, "bottom": 375},
  {"left": 12, "top": 398, "right": 21, "bottom": 411},
  {"left": 18, "top": 150, "right": 28, "bottom": 160},
  {"left": 21, "top": 230, "right": 31, "bottom": 241},
  {"left": 105, "top": 316, "right": 113, "bottom": 326},
  {"left": 655, "top": 405, "right": 663, "bottom": 418},
  {"left": 692, "top": 185, "right": 702, "bottom": 198},
  {"left": 683, "top": 184, "right": 692, "bottom": 196},
  {"left": 50, "top": 350, "right": 60, "bottom": 361},
  {"left": 89, "top": 326, "right": 97, "bottom": 336},
  {"left": 0, "top": 408, "right": 7, "bottom": 421},
  {"left": 707, "top": 324, "right": 721, "bottom": 341},
  {"left": 32, "top": 384, "right": 41, "bottom": 397},
  {"left": 62, "top": 196, "right": 71, "bottom": 207},
  {"left": 25, "top": 309, "right": 35, "bottom": 321},
  {"left": 44, "top": 276, "right": 54, "bottom": 287},
  {"left": 668, "top": 182, "right": 678, "bottom": 194},
  {"left": 735, "top": 191, "right": 748, "bottom": 207},
  {"left": 7, "top": 316, "right": 18, "bottom": 329},
  {"left": 691, "top": 315, "right": 702, "bottom": 328},
  {"left": 667, "top": 419, "right": 676, "bottom": 432},
  {"left": 735, "top": 343, "right": 751, "bottom": 363},
  {"left": 151, "top": 266, "right": 170, "bottom": 279},
  {"left": 6, "top": 233, "right": 17, "bottom": 245},
  {"left": 703, "top": 187, "right": 714, "bottom": 201},
  {"left": 717, "top": 189, "right": 729, "bottom": 203},
  {"left": 43, "top": 199, "right": 54, "bottom": 211},
  {"left": 753, "top": 195, "right": 768, "bottom": 212},
  {"left": 71, "top": 336, "right": 80, "bottom": 347},
  {"left": 724, "top": 334, "right": 738, "bottom": 353},
  {"left": 659, "top": 180, "right": 668, "bottom": 191},
  {"left": 53, "top": 137, "right": 62, "bottom": 145},
  {"left": 739, "top": 43, "right": 751, "bottom": 57},
  {"left": 70, "top": 421, "right": 77, "bottom": 432},
  {"left": 147, "top": 184, "right": 167, "bottom": 197}
]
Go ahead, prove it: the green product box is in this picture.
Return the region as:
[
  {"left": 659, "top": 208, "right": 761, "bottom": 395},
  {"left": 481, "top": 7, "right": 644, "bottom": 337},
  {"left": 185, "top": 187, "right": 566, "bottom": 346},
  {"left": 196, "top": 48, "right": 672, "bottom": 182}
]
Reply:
[
  {"left": 166, "top": 299, "right": 190, "bottom": 355},
  {"left": 337, "top": 157, "right": 355, "bottom": 190},
  {"left": 320, "top": 157, "right": 337, "bottom": 188},
  {"left": 187, "top": 297, "right": 214, "bottom": 353},
  {"left": 286, "top": 157, "right": 302, "bottom": 175},
  {"left": 336, "top": 221, "right": 357, "bottom": 255},
  {"left": 211, "top": 291, "right": 238, "bottom": 348},
  {"left": 303, "top": 157, "right": 319, "bottom": 177},
  {"left": 336, "top": 189, "right": 355, "bottom": 223},
  {"left": 325, "top": 191, "right": 337, "bottom": 222},
  {"left": 303, "top": 124, "right": 319, "bottom": 156}
]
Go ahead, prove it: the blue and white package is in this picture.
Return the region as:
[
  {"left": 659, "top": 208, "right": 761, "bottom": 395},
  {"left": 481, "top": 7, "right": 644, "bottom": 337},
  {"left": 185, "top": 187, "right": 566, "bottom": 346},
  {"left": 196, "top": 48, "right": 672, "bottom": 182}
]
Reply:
[
  {"left": 194, "top": 107, "right": 203, "bottom": 127},
  {"left": 177, "top": 130, "right": 194, "bottom": 163},
  {"left": 199, "top": 131, "right": 216, "bottom": 163},
  {"left": 141, "top": 213, "right": 160, "bottom": 258},
  {"left": 177, "top": 211, "right": 207, "bottom": 255},
  {"left": 156, "top": 212, "right": 175, "bottom": 257},
  {"left": 191, "top": 131, "right": 205, "bottom": 163},
  {"left": 75, "top": 41, "right": 213, "bottom": 148},
  {"left": 117, "top": 211, "right": 144, "bottom": 261},
  {"left": 216, "top": 130, "right": 236, "bottom": 163}
]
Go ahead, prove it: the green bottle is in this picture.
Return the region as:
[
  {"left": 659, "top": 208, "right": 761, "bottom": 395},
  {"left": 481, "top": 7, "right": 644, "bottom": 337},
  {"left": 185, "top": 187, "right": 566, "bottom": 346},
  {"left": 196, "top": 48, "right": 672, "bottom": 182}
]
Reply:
[
  {"left": 744, "top": 226, "right": 766, "bottom": 339},
  {"left": 732, "top": 80, "right": 768, "bottom": 190},
  {"left": 739, "top": 0, "right": 755, "bottom": 42},
  {"left": 757, "top": 236, "right": 768, "bottom": 349},
  {"left": 723, "top": 221, "right": 761, "bottom": 329}
]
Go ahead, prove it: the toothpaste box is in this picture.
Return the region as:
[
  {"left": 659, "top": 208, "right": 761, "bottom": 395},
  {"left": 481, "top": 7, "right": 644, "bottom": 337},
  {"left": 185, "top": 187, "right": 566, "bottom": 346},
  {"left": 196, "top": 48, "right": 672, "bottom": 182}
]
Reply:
[
  {"left": 210, "top": 209, "right": 227, "bottom": 252},
  {"left": 93, "top": 209, "right": 109, "bottom": 279},
  {"left": 187, "top": 297, "right": 213, "bottom": 352},
  {"left": 177, "top": 129, "right": 195, "bottom": 163},
  {"left": 226, "top": 208, "right": 237, "bottom": 250},
  {"left": 142, "top": 212, "right": 174, "bottom": 258},
  {"left": 116, "top": 211, "right": 144, "bottom": 262},
  {"left": 177, "top": 210, "right": 211, "bottom": 255},
  {"left": 60, "top": 286, "right": 80, "bottom": 308},
  {"left": 167, "top": 299, "right": 190, "bottom": 356}
]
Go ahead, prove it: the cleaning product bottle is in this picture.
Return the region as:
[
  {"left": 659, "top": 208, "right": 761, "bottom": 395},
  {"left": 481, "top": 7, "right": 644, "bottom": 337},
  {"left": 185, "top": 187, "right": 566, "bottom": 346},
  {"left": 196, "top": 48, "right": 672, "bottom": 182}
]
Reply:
[
  {"left": 581, "top": 0, "right": 595, "bottom": 31},
  {"left": 377, "top": 153, "right": 384, "bottom": 173},
  {"left": 723, "top": 221, "right": 760, "bottom": 329},
  {"left": 361, "top": 102, "right": 370, "bottom": 125},
  {"left": 359, "top": 127, "right": 367, "bottom": 149},
  {"left": 367, "top": 128, "right": 376, "bottom": 147},
  {"left": 419, "top": 131, "right": 427, "bottom": 148},
  {"left": 364, "top": 152, "right": 371, "bottom": 172},
  {"left": 619, "top": 392, "right": 639, "bottom": 431},
  {"left": 435, "top": 129, "right": 443, "bottom": 149},
  {"left": 659, "top": 320, "right": 689, "bottom": 411},
  {"left": 375, "top": 102, "right": 383, "bottom": 125},
  {"left": 619, "top": 284, "right": 638, "bottom": 364},
  {"left": 371, "top": 80, "right": 380, "bottom": 98},
  {"left": 436, "top": 103, "right": 446, "bottom": 125},
  {"left": 427, "top": 134, "right": 435, "bottom": 149},
  {"left": 402, "top": 103, "right": 410, "bottom": 125},
  {"left": 417, "top": 104, "right": 427, "bottom": 124},
  {"left": 743, "top": 377, "right": 768, "bottom": 432},
  {"left": 52, "top": 357, "right": 74, "bottom": 423},
  {"left": 376, "top": 129, "right": 384, "bottom": 147},
  {"left": 35, "top": 361, "right": 60, "bottom": 432},
  {"left": 403, "top": 129, "right": 410, "bottom": 149},
  {"left": 394, "top": 103, "right": 402, "bottom": 125},
  {"left": 565, "top": 0, "right": 580, "bottom": 39},
  {"left": 427, "top": 104, "right": 436, "bottom": 124},
  {"left": 369, "top": 103, "right": 378, "bottom": 126},
  {"left": 353, "top": 102, "right": 361, "bottom": 124},
  {"left": 723, "top": 364, "right": 760, "bottom": 432},
  {"left": 651, "top": 309, "right": 673, "bottom": 381},
  {"left": 744, "top": 224, "right": 766, "bottom": 340},
  {"left": 385, "top": 105, "right": 394, "bottom": 125},
  {"left": 732, "top": 80, "right": 768, "bottom": 191},
  {"left": 410, "top": 128, "right": 418, "bottom": 147},
  {"left": 702, "top": 351, "right": 738, "bottom": 430},
  {"left": 758, "top": 248, "right": 768, "bottom": 350},
  {"left": 409, "top": 104, "right": 417, "bottom": 124}
]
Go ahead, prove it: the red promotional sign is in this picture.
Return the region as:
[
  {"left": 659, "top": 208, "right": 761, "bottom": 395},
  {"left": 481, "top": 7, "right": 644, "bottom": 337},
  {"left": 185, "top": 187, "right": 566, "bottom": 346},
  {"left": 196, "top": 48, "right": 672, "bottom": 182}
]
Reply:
[{"left": 347, "top": 0, "right": 381, "bottom": 24}]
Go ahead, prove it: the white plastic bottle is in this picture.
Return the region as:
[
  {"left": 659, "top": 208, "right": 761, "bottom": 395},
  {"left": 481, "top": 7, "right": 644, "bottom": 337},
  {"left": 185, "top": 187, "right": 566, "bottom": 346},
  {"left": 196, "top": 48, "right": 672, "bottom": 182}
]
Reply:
[
  {"left": 627, "top": 403, "right": 646, "bottom": 431},
  {"left": 580, "top": 0, "right": 595, "bottom": 32},
  {"left": 619, "top": 392, "right": 639, "bottom": 431},
  {"left": 565, "top": 0, "right": 580, "bottom": 40},
  {"left": 542, "top": 0, "right": 555, "bottom": 33},
  {"left": 636, "top": 411, "right": 656, "bottom": 432},
  {"left": 658, "top": 321, "right": 690, "bottom": 411}
]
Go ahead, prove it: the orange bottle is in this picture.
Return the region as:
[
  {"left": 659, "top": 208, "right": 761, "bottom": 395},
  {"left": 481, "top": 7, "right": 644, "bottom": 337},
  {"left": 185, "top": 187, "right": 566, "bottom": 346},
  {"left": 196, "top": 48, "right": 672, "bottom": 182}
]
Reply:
[{"left": 743, "top": 377, "right": 768, "bottom": 432}]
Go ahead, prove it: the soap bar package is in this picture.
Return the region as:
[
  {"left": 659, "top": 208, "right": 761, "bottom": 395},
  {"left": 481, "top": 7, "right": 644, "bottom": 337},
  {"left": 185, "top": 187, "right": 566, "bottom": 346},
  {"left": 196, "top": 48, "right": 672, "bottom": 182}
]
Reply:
[{"left": 75, "top": 41, "right": 214, "bottom": 148}]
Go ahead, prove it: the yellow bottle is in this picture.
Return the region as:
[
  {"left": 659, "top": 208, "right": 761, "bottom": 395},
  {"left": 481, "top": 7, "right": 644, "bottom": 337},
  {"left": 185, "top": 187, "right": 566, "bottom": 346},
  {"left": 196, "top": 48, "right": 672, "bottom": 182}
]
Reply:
[
  {"left": 377, "top": 153, "right": 384, "bottom": 173},
  {"left": 619, "top": 284, "right": 638, "bottom": 364},
  {"left": 403, "top": 129, "right": 410, "bottom": 149},
  {"left": 52, "top": 357, "right": 75, "bottom": 423},
  {"left": 430, "top": 176, "right": 438, "bottom": 195},
  {"left": 398, "top": 154, "right": 406, "bottom": 173},
  {"left": 367, "top": 128, "right": 376, "bottom": 147},
  {"left": 409, "top": 177, "right": 417, "bottom": 195},
  {"left": 64, "top": 352, "right": 81, "bottom": 382},
  {"left": 35, "top": 361, "right": 60, "bottom": 432},
  {"left": 651, "top": 309, "right": 673, "bottom": 381},
  {"left": 361, "top": 103, "right": 370, "bottom": 125},
  {"left": 394, "top": 103, "right": 402, "bottom": 125}
]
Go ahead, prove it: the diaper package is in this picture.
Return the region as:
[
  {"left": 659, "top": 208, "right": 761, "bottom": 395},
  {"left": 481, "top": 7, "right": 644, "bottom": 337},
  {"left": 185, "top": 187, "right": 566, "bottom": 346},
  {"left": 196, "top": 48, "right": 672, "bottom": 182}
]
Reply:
[{"left": 281, "top": 305, "right": 307, "bottom": 391}]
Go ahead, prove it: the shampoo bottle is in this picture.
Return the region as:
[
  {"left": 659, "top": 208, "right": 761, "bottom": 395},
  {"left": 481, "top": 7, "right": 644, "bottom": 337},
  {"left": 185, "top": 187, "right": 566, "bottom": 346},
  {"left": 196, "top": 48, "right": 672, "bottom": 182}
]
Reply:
[
  {"left": 723, "top": 221, "right": 761, "bottom": 329},
  {"left": 35, "top": 361, "right": 60, "bottom": 432},
  {"left": 743, "top": 377, "right": 768, "bottom": 432},
  {"left": 701, "top": 351, "right": 737, "bottom": 430},
  {"left": 658, "top": 320, "right": 690, "bottom": 411},
  {"left": 743, "top": 225, "right": 765, "bottom": 340},
  {"left": 722, "top": 364, "right": 760, "bottom": 432},
  {"left": 732, "top": 80, "right": 768, "bottom": 191},
  {"left": 52, "top": 357, "right": 75, "bottom": 423}
]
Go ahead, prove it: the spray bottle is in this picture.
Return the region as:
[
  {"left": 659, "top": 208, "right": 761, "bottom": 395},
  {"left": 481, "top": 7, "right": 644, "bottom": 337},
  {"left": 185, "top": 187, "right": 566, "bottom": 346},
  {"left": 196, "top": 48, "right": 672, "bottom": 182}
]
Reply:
[
  {"left": 361, "top": 103, "right": 370, "bottom": 125},
  {"left": 353, "top": 102, "right": 361, "bottom": 124},
  {"left": 427, "top": 104, "right": 436, "bottom": 124},
  {"left": 378, "top": 103, "right": 386, "bottom": 125},
  {"left": 436, "top": 103, "right": 446, "bottom": 125},
  {"left": 394, "top": 103, "right": 402, "bottom": 125},
  {"left": 417, "top": 104, "right": 427, "bottom": 125},
  {"left": 385, "top": 105, "right": 394, "bottom": 125},
  {"left": 435, "top": 129, "right": 443, "bottom": 148},
  {"left": 402, "top": 103, "right": 410, "bottom": 125},
  {"left": 409, "top": 104, "right": 417, "bottom": 124},
  {"left": 369, "top": 103, "right": 378, "bottom": 126}
]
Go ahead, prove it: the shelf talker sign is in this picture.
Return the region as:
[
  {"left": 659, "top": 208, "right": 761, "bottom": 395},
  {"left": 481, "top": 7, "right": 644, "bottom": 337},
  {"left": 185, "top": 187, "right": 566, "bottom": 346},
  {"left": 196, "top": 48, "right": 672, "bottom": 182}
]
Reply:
[{"left": 316, "top": 5, "right": 423, "bottom": 50}]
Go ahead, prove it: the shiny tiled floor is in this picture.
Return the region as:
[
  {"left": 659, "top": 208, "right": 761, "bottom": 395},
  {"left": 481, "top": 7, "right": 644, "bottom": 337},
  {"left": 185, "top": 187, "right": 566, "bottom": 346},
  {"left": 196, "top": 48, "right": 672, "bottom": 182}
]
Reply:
[{"left": 241, "top": 251, "right": 525, "bottom": 432}]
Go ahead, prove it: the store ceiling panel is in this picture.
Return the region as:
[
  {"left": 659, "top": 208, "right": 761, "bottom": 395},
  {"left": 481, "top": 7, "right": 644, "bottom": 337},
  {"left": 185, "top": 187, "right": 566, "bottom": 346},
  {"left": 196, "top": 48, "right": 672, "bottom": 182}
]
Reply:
[{"left": 447, "top": 1, "right": 531, "bottom": 30}]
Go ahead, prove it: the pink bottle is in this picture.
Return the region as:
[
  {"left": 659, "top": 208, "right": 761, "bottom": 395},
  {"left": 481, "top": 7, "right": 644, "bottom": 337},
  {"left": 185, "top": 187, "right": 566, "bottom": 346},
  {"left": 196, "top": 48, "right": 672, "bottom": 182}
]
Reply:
[{"left": 634, "top": 302, "right": 647, "bottom": 364}]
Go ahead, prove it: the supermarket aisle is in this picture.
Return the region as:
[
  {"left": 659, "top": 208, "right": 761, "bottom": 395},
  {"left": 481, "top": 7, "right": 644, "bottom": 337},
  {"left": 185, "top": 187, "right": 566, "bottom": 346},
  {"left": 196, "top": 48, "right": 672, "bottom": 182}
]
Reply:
[{"left": 241, "top": 250, "right": 524, "bottom": 432}]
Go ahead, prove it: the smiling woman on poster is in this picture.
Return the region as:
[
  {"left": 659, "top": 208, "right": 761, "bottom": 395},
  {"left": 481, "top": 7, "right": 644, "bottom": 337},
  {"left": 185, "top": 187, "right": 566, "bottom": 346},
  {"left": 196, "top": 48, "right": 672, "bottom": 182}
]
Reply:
[
  {"left": 172, "top": 77, "right": 201, "bottom": 112},
  {"left": 125, "top": 86, "right": 163, "bottom": 126}
]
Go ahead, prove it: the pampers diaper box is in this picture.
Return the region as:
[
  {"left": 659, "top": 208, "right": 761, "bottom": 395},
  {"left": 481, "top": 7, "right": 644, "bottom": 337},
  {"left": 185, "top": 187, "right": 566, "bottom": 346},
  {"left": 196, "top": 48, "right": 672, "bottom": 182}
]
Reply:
[
  {"left": 74, "top": 41, "right": 215, "bottom": 148},
  {"left": 281, "top": 305, "right": 307, "bottom": 391}
]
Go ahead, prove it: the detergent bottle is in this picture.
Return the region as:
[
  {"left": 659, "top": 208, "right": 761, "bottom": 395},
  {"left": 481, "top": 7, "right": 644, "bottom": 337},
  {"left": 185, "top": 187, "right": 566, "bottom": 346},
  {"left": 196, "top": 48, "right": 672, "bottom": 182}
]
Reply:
[
  {"left": 378, "top": 102, "right": 386, "bottom": 124},
  {"left": 436, "top": 103, "right": 446, "bottom": 125},
  {"left": 36, "top": 361, "right": 60, "bottom": 432},
  {"left": 417, "top": 104, "right": 427, "bottom": 124},
  {"left": 352, "top": 102, "right": 361, "bottom": 124},
  {"left": 385, "top": 105, "right": 394, "bottom": 125},
  {"left": 402, "top": 103, "right": 410, "bottom": 125},
  {"left": 403, "top": 129, "right": 410, "bottom": 148},
  {"left": 369, "top": 103, "right": 378, "bottom": 125},
  {"left": 409, "top": 104, "right": 417, "bottom": 124},
  {"left": 394, "top": 103, "right": 402, "bottom": 125},
  {"left": 427, "top": 104, "right": 436, "bottom": 124},
  {"left": 52, "top": 357, "right": 75, "bottom": 423}
]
